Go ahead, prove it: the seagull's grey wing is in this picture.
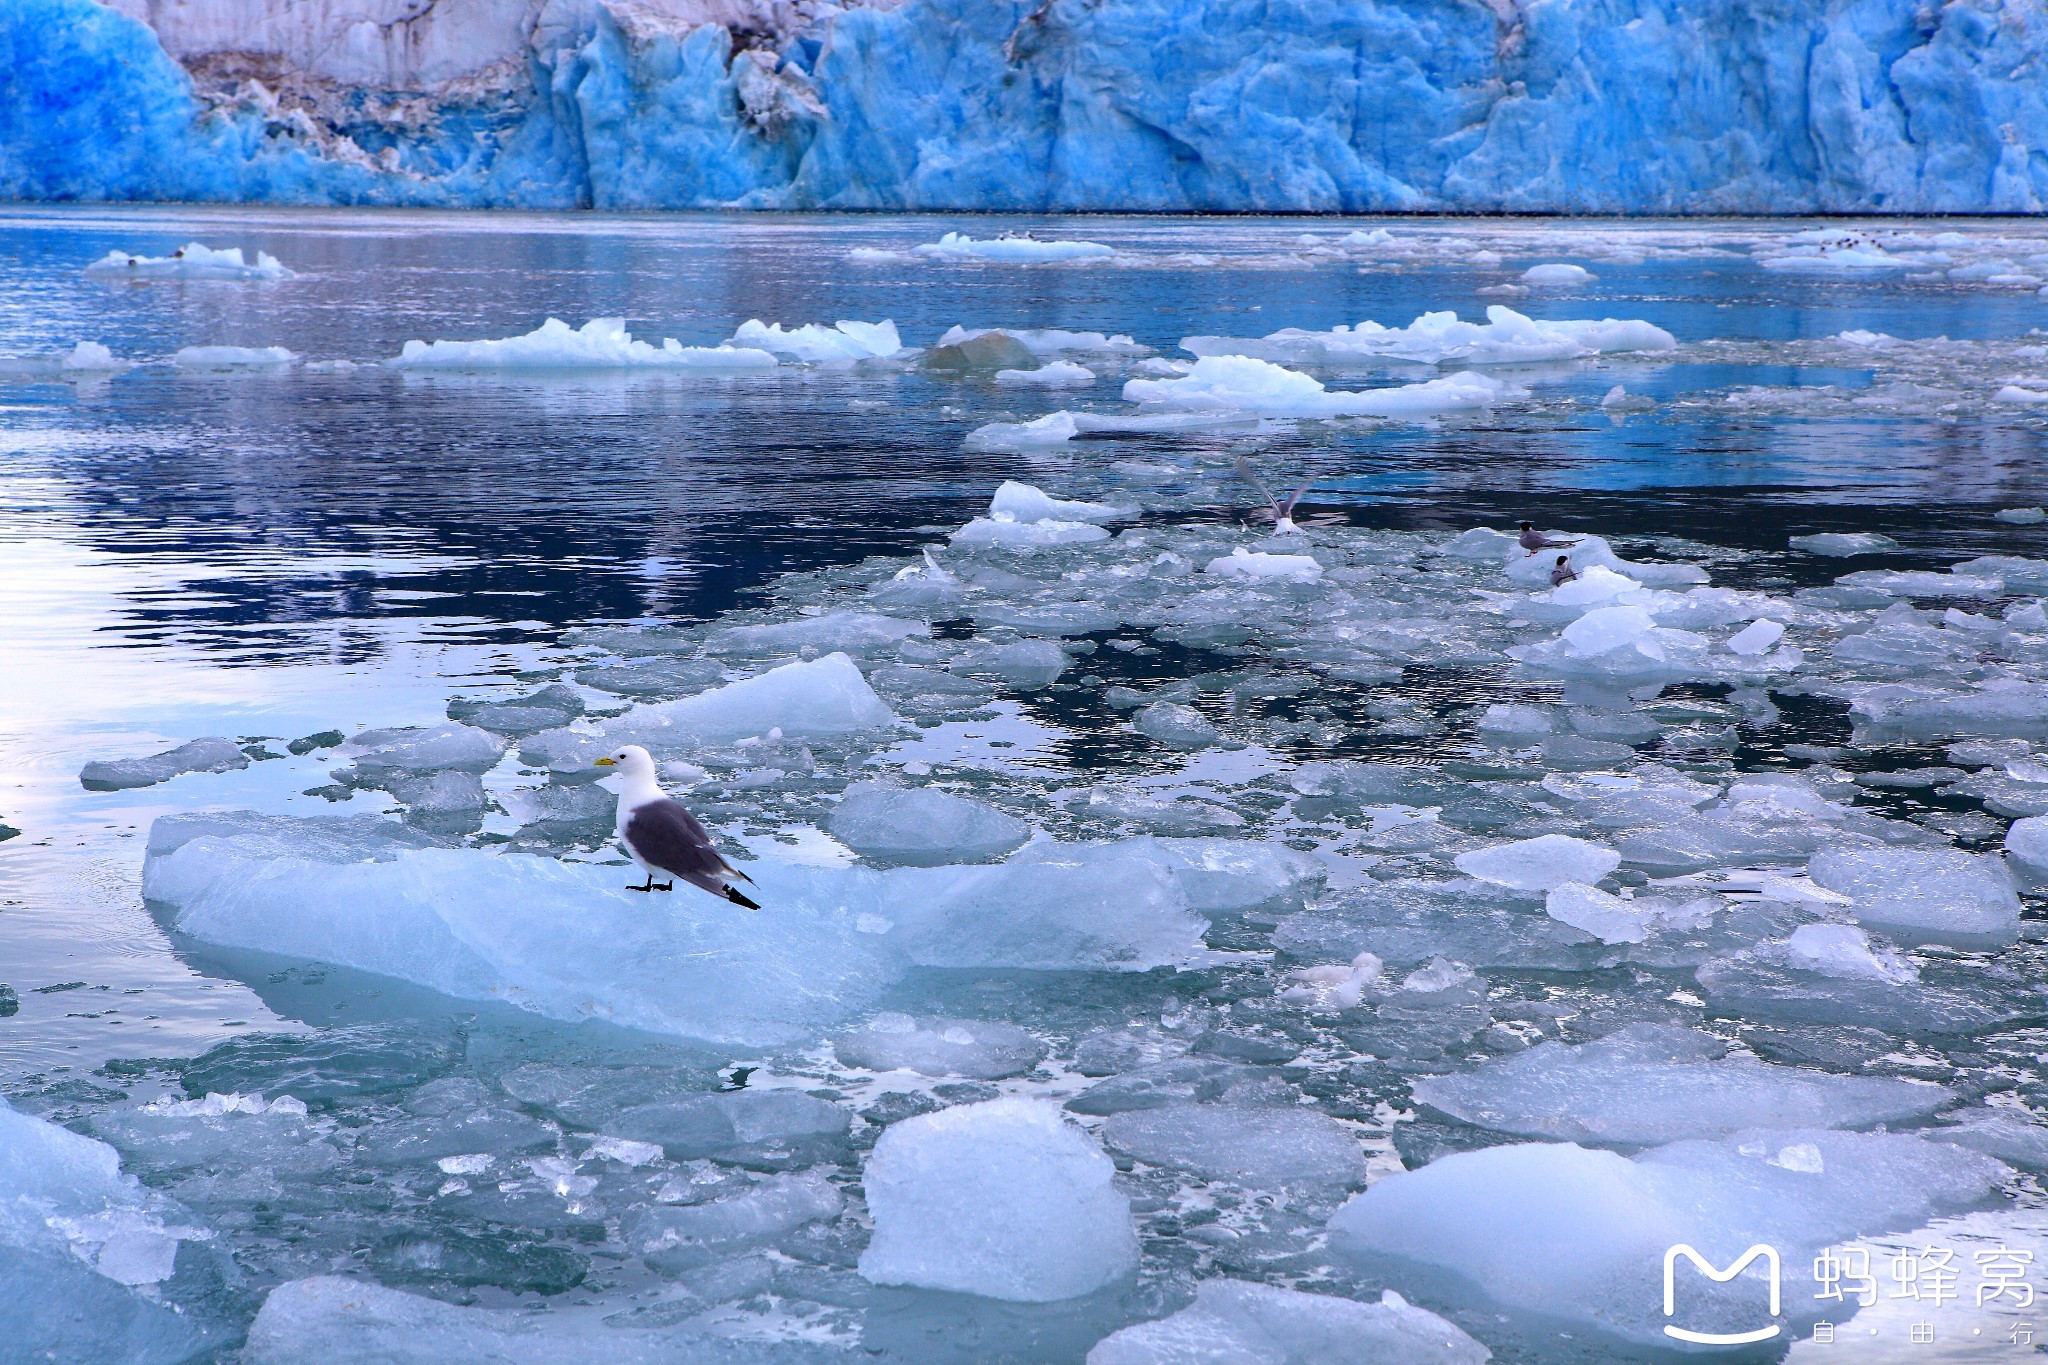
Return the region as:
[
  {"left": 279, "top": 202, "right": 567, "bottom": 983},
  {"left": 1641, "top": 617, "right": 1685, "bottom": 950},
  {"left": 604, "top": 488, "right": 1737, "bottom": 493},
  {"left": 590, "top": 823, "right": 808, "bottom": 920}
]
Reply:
[
  {"left": 624, "top": 800, "right": 731, "bottom": 880},
  {"left": 1234, "top": 456, "right": 1280, "bottom": 516},
  {"left": 1278, "top": 479, "right": 1314, "bottom": 519}
]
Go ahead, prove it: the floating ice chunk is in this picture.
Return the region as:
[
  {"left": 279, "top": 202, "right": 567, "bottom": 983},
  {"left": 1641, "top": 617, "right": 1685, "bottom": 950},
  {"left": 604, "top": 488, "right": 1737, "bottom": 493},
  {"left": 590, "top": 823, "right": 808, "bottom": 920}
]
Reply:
[
  {"left": 996, "top": 360, "right": 1096, "bottom": 387},
  {"left": 1477, "top": 703, "right": 1554, "bottom": 735},
  {"left": 988, "top": 480, "right": 1134, "bottom": 524},
  {"left": 174, "top": 344, "right": 297, "bottom": 369},
  {"left": 1769, "top": 922, "right": 1918, "bottom": 984},
  {"left": 1182, "top": 305, "right": 1673, "bottom": 367},
  {"left": 1559, "top": 604, "right": 1657, "bottom": 655},
  {"left": 79, "top": 736, "right": 249, "bottom": 790},
  {"left": 1123, "top": 355, "right": 1516, "bottom": 419},
  {"left": 1835, "top": 566, "right": 2004, "bottom": 597},
  {"left": 886, "top": 854, "right": 1207, "bottom": 970},
  {"left": 1997, "top": 507, "right": 2048, "bottom": 524},
  {"left": 86, "top": 243, "right": 291, "bottom": 280},
  {"left": 1541, "top": 881, "right": 1701, "bottom": 944},
  {"left": 858, "top": 1098, "right": 1136, "bottom": 1302},
  {"left": 244, "top": 1276, "right": 747, "bottom": 1364},
  {"left": 1037, "top": 836, "right": 1325, "bottom": 916},
  {"left": 623, "top": 1172, "right": 842, "bottom": 1269},
  {"left": 1501, "top": 534, "right": 1706, "bottom": 588},
  {"left": 828, "top": 781, "right": 1031, "bottom": 865},
  {"left": 1455, "top": 835, "right": 1620, "bottom": 891},
  {"left": 1130, "top": 701, "right": 1220, "bottom": 748},
  {"left": 911, "top": 232, "right": 1115, "bottom": 263},
  {"left": 1757, "top": 236, "right": 1924, "bottom": 272},
  {"left": 1341, "top": 228, "right": 1396, "bottom": 247},
  {"left": 1280, "top": 951, "right": 1385, "bottom": 1010},
  {"left": 390, "top": 318, "right": 777, "bottom": 372},
  {"left": 964, "top": 410, "right": 1083, "bottom": 450},
  {"left": 1520, "top": 262, "right": 1594, "bottom": 284},
  {"left": 1807, "top": 846, "right": 2021, "bottom": 943},
  {"left": 835, "top": 1013, "right": 1047, "bottom": 1078},
  {"left": 937, "top": 325, "right": 1146, "bottom": 355},
  {"left": 1203, "top": 547, "right": 1324, "bottom": 582},
  {"left": 705, "top": 610, "right": 927, "bottom": 657},
  {"left": 951, "top": 514, "right": 1110, "bottom": 546},
  {"left": 1412, "top": 1023, "right": 1948, "bottom": 1145},
  {"left": 1600, "top": 384, "right": 1655, "bottom": 411},
  {"left": 1437, "top": 526, "right": 1520, "bottom": 559},
  {"left": 1724, "top": 618, "right": 1785, "bottom": 655},
  {"left": 1088, "top": 1281, "right": 1488, "bottom": 1365},
  {"left": 1329, "top": 1129, "right": 2007, "bottom": 1348},
  {"left": 726, "top": 317, "right": 901, "bottom": 362},
  {"left": 1994, "top": 385, "right": 2048, "bottom": 404},
  {"left": 339, "top": 722, "right": 507, "bottom": 774},
  {"left": 2007, "top": 815, "right": 2048, "bottom": 883},
  {"left": 1789, "top": 531, "right": 1899, "bottom": 556},
  {"left": 581, "top": 653, "right": 897, "bottom": 750},
  {"left": 1101, "top": 1103, "right": 1365, "bottom": 1192},
  {"left": 1541, "top": 563, "right": 1644, "bottom": 608},
  {"left": 63, "top": 340, "right": 127, "bottom": 371}
]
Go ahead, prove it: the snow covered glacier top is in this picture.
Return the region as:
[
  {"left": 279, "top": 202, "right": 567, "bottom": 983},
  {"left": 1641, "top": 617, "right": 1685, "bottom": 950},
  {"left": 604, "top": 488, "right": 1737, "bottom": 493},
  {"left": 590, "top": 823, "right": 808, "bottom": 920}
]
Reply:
[{"left": 8, "top": 0, "right": 2047, "bottom": 211}]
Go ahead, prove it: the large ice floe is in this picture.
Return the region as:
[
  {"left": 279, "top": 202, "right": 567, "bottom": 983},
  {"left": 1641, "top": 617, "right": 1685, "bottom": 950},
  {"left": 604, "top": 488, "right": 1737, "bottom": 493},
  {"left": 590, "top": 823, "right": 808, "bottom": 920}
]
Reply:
[
  {"left": 1181, "top": 306, "right": 1676, "bottom": 367},
  {"left": 389, "top": 317, "right": 777, "bottom": 371}
]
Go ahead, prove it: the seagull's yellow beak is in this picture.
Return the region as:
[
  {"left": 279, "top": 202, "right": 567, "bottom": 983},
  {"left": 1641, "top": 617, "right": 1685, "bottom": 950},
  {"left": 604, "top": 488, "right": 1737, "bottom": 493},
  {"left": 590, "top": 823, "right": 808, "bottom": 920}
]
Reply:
[{"left": 593, "top": 756, "right": 616, "bottom": 767}]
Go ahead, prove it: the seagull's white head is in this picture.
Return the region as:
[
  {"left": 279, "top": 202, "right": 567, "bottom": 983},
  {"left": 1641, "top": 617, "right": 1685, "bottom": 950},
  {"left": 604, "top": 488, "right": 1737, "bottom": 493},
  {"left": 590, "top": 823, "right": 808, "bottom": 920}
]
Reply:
[{"left": 593, "top": 744, "right": 656, "bottom": 782}]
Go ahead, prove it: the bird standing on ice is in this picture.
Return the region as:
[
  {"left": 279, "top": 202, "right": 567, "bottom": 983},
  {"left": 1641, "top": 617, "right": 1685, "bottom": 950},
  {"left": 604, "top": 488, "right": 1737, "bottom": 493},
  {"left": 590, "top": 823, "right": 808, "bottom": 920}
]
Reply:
[
  {"left": 1518, "top": 521, "right": 1577, "bottom": 555},
  {"left": 594, "top": 745, "right": 760, "bottom": 908}
]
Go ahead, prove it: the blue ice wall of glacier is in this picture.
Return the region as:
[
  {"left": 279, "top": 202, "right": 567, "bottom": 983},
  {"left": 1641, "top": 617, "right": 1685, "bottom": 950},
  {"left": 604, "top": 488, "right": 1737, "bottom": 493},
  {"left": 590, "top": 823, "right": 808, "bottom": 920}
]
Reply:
[{"left": 7, "top": 0, "right": 2046, "bottom": 212}]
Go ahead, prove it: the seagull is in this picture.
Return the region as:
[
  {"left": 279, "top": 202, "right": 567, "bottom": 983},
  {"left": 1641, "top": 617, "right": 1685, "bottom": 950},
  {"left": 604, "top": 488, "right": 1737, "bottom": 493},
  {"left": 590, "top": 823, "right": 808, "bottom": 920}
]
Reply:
[
  {"left": 1549, "top": 554, "right": 1578, "bottom": 587},
  {"left": 594, "top": 745, "right": 760, "bottom": 908},
  {"left": 1518, "top": 521, "right": 1577, "bottom": 555},
  {"left": 1235, "top": 457, "right": 1315, "bottom": 534}
]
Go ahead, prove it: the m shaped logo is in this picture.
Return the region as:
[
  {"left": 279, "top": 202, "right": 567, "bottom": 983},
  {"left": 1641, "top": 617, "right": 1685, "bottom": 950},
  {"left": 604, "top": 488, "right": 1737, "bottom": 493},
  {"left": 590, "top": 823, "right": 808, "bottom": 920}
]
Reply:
[{"left": 1663, "top": 1243, "right": 1782, "bottom": 1345}]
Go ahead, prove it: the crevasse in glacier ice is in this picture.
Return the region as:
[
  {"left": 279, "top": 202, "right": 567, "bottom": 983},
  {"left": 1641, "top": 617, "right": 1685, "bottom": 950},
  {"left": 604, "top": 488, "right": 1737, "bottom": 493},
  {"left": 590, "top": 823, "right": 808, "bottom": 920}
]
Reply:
[{"left": 8, "top": 0, "right": 2047, "bottom": 211}]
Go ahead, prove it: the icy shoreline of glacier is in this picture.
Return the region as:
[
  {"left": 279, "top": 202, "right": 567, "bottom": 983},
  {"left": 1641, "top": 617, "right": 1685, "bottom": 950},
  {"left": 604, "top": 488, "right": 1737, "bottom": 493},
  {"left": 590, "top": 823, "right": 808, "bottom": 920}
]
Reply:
[{"left": 8, "top": 0, "right": 2047, "bottom": 212}]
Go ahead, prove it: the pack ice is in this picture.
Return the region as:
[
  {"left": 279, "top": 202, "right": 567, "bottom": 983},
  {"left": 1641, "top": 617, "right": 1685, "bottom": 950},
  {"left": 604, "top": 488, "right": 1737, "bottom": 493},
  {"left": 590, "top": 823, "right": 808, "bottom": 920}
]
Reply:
[
  {"left": 390, "top": 317, "right": 777, "bottom": 371},
  {"left": 858, "top": 1099, "right": 1137, "bottom": 1301},
  {"left": 1181, "top": 306, "right": 1674, "bottom": 367},
  {"left": 1331, "top": 1129, "right": 2009, "bottom": 1347}
]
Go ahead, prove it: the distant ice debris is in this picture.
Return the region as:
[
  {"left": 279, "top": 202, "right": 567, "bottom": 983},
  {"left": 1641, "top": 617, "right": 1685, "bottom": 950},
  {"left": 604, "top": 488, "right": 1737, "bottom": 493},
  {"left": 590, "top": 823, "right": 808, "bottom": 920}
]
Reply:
[
  {"left": 1123, "top": 355, "right": 1517, "bottom": 419},
  {"left": 1203, "top": 548, "right": 1324, "bottom": 582},
  {"left": 80, "top": 737, "right": 250, "bottom": 790},
  {"left": 996, "top": 360, "right": 1096, "bottom": 386},
  {"left": 1995, "top": 384, "right": 2048, "bottom": 404},
  {"left": 390, "top": 317, "right": 777, "bottom": 372},
  {"left": 1182, "top": 305, "right": 1673, "bottom": 367},
  {"left": 938, "top": 325, "right": 1146, "bottom": 355},
  {"left": 912, "top": 232, "right": 1115, "bottom": 263},
  {"left": 858, "top": 1098, "right": 1137, "bottom": 1301},
  {"left": 1088, "top": 1282, "right": 1489, "bottom": 1365},
  {"left": 174, "top": 344, "right": 297, "bottom": 369},
  {"left": 1755, "top": 231, "right": 1929, "bottom": 272},
  {"left": 1520, "top": 263, "right": 1594, "bottom": 285},
  {"left": 1997, "top": 507, "right": 2048, "bottom": 524},
  {"left": 1790, "top": 531, "right": 1899, "bottom": 556},
  {"left": 85, "top": 243, "right": 291, "bottom": 280},
  {"left": 726, "top": 317, "right": 902, "bottom": 363}
]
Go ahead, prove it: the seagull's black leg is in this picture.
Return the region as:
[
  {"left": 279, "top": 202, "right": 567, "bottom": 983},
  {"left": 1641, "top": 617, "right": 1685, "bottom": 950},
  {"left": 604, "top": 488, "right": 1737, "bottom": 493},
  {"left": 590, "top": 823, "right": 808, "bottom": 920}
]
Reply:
[
  {"left": 628, "top": 875, "right": 654, "bottom": 892},
  {"left": 655, "top": 881, "right": 673, "bottom": 892}
]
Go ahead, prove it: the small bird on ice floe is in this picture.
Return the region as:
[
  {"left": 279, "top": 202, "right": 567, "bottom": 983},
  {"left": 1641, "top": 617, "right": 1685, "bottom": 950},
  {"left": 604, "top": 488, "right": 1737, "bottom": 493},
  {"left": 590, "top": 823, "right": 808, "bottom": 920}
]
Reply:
[
  {"left": 1235, "top": 456, "right": 1315, "bottom": 535},
  {"left": 594, "top": 745, "right": 760, "bottom": 908},
  {"left": 1518, "top": 521, "right": 1577, "bottom": 555},
  {"left": 1549, "top": 554, "right": 1578, "bottom": 587}
]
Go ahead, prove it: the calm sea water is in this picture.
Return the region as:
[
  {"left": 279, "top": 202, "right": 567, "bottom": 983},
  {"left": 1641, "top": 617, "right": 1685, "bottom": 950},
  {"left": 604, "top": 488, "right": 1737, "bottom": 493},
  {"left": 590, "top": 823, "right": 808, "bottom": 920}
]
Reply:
[{"left": 3, "top": 206, "right": 2047, "bottom": 1361}]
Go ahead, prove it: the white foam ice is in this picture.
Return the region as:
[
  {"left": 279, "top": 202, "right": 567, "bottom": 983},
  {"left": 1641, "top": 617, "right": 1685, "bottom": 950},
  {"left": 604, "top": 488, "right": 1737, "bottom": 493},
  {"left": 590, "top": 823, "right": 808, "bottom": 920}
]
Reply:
[
  {"left": 937, "top": 325, "right": 1147, "bottom": 355},
  {"left": 1454, "top": 834, "right": 1620, "bottom": 891},
  {"left": 1412, "top": 1023, "right": 1949, "bottom": 1145},
  {"left": 1181, "top": 305, "right": 1673, "bottom": 367},
  {"left": 1203, "top": 548, "right": 1324, "bottom": 582},
  {"left": 1329, "top": 1128, "right": 2008, "bottom": 1348},
  {"left": 996, "top": 359, "right": 1096, "bottom": 386},
  {"left": 85, "top": 243, "right": 292, "bottom": 280},
  {"left": 1806, "top": 845, "right": 2022, "bottom": 943},
  {"left": 174, "top": 344, "right": 298, "bottom": 369},
  {"left": 911, "top": 232, "right": 1116, "bottom": 262},
  {"left": 827, "top": 781, "right": 1032, "bottom": 865},
  {"left": 389, "top": 317, "right": 777, "bottom": 371},
  {"left": 858, "top": 1098, "right": 1137, "bottom": 1302},
  {"left": 1122, "top": 355, "right": 1519, "bottom": 419},
  {"left": 1087, "top": 1281, "right": 1489, "bottom": 1365},
  {"left": 834, "top": 1012, "right": 1047, "bottom": 1078},
  {"left": 1520, "top": 262, "right": 1595, "bottom": 284},
  {"left": 726, "top": 317, "right": 903, "bottom": 362}
]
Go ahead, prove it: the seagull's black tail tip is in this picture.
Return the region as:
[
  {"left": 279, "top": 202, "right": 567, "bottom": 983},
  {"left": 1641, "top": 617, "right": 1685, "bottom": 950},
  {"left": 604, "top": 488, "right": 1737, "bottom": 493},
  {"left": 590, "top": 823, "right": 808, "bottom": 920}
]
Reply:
[{"left": 725, "top": 885, "right": 762, "bottom": 911}]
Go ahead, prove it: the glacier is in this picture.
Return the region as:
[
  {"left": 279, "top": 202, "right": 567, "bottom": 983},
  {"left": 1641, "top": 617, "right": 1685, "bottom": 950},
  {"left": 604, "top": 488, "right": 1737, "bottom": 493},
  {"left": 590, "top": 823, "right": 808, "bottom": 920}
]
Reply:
[{"left": 6, "top": 0, "right": 2046, "bottom": 211}]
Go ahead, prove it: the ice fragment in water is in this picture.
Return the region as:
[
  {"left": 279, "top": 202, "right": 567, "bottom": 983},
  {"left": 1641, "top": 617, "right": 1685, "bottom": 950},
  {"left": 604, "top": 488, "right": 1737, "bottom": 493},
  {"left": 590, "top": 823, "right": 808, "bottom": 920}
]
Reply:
[
  {"left": 173, "top": 344, "right": 297, "bottom": 368},
  {"left": 1454, "top": 834, "right": 1620, "bottom": 890},
  {"left": 1541, "top": 881, "right": 1689, "bottom": 944},
  {"left": 1183, "top": 304, "right": 1670, "bottom": 367},
  {"left": 1202, "top": 547, "right": 1324, "bottom": 581},
  {"left": 1086, "top": 1281, "right": 1491, "bottom": 1365},
  {"left": 622, "top": 1172, "right": 842, "bottom": 1269},
  {"left": 391, "top": 317, "right": 776, "bottom": 371},
  {"left": 1789, "top": 531, "right": 1900, "bottom": 556},
  {"left": 912, "top": 232, "right": 1114, "bottom": 262},
  {"left": 1130, "top": 701, "right": 1220, "bottom": 748},
  {"left": 1520, "top": 262, "right": 1594, "bottom": 284},
  {"left": 2007, "top": 815, "right": 2048, "bottom": 883},
  {"left": 567, "top": 653, "right": 897, "bottom": 753},
  {"left": 996, "top": 360, "right": 1096, "bottom": 386},
  {"left": 987, "top": 479, "right": 1133, "bottom": 524},
  {"left": 828, "top": 782, "right": 1031, "bottom": 865},
  {"left": 1100, "top": 1103, "right": 1365, "bottom": 1192},
  {"left": 858, "top": 1098, "right": 1137, "bottom": 1302},
  {"left": 1122, "top": 355, "right": 1517, "bottom": 419},
  {"left": 1724, "top": 618, "right": 1785, "bottom": 655},
  {"left": 80, "top": 737, "right": 249, "bottom": 790},
  {"left": 87, "top": 243, "right": 291, "bottom": 279},
  {"left": 725, "top": 317, "right": 901, "bottom": 362},
  {"left": 834, "top": 1013, "right": 1047, "bottom": 1078},
  {"left": 1806, "top": 845, "right": 2021, "bottom": 943}
]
